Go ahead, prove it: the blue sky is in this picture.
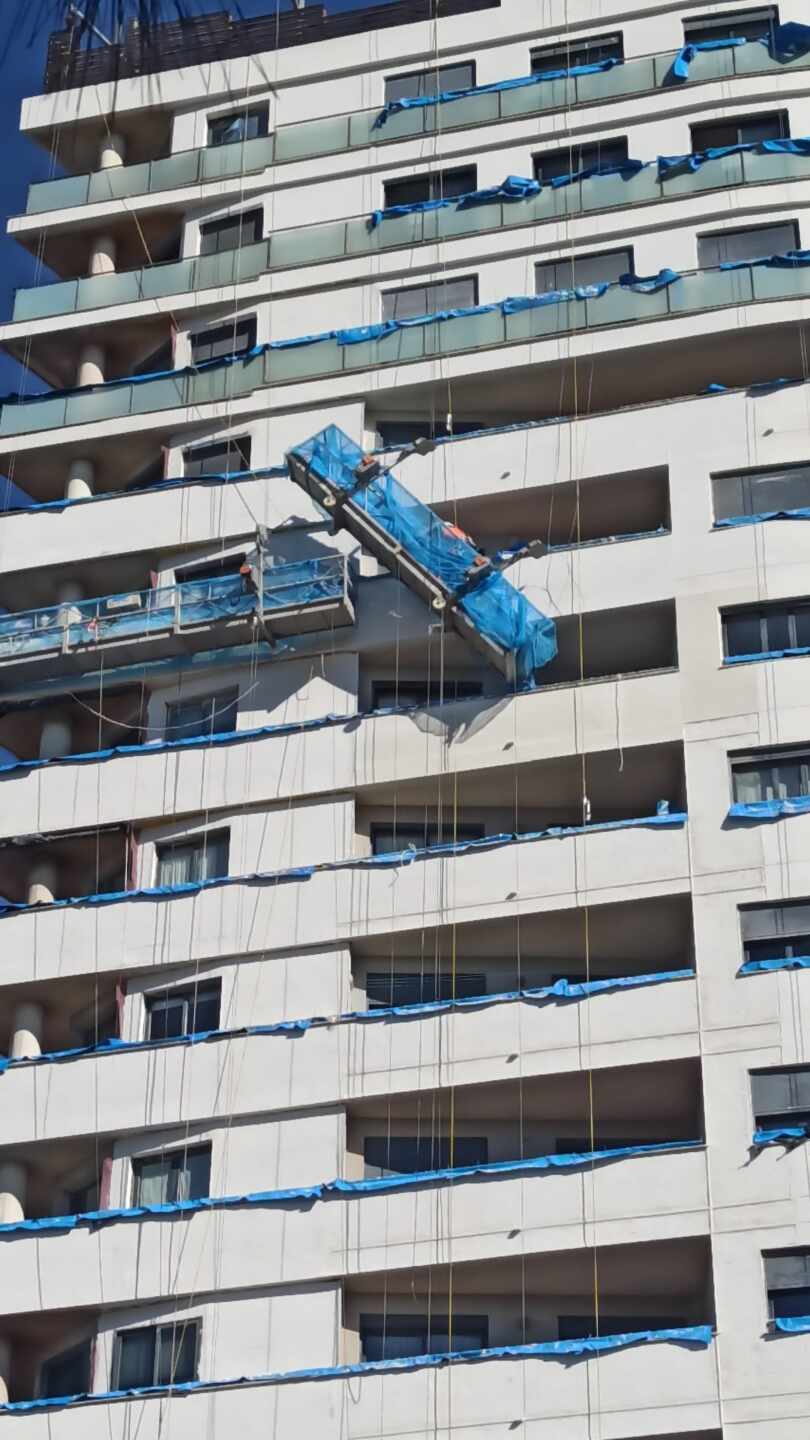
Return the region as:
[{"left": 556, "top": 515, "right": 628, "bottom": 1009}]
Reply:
[{"left": 0, "top": 0, "right": 389, "bottom": 393}]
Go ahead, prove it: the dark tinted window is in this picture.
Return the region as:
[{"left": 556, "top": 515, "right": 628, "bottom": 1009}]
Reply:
[
  {"left": 146, "top": 980, "right": 222, "bottom": 1039},
  {"left": 182, "top": 436, "right": 251, "bottom": 478},
  {"left": 200, "top": 209, "right": 262, "bottom": 257},
  {"left": 365, "top": 970, "right": 486, "bottom": 1007},
  {"left": 208, "top": 106, "right": 268, "bottom": 147},
  {"left": 713, "top": 464, "right": 810, "bottom": 520},
  {"left": 558, "top": 1315, "right": 686, "bottom": 1340},
  {"left": 175, "top": 554, "right": 245, "bottom": 584},
  {"left": 376, "top": 419, "right": 484, "bottom": 447},
  {"left": 360, "top": 1313, "right": 488, "bottom": 1360},
  {"left": 384, "top": 62, "right": 475, "bottom": 104},
  {"left": 383, "top": 165, "right": 477, "bottom": 210},
  {"left": 684, "top": 6, "right": 779, "bottom": 44},
  {"left": 191, "top": 317, "right": 256, "bottom": 365},
  {"left": 115, "top": 1321, "right": 199, "bottom": 1388},
  {"left": 370, "top": 821, "right": 485, "bottom": 855},
  {"left": 765, "top": 1250, "right": 810, "bottom": 1319},
  {"left": 133, "top": 1145, "right": 211, "bottom": 1204},
  {"left": 40, "top": 1342, "right": 92, "bottom": 1400},
  {"left": 372, "top": 679, "right": 483, "bottom": 709},
  {"left": 751, "top": 1067, "right": 810, "bottom": 1128},
  {"left": 164, "top": 688, "right": 239, "bottom": 740},
  {"left": 698, "top": 220, "right": 798, "bottom": 269},
  {"left": 364, "top": 1136, "right": 488, "bottom": 1176},
  {"left": 533, "top": 137, "right": 629, "bottom": 182},
  {"left": 156, "top": 831, "right": 229, "bottom": 886},
  {"left": 692, "top": 110, "right": 788, "bottom": 153},
  {"left": 133, "top": 339, "right": 173, "bottom": 377},
  {"left": 731, "top": 746, "right": 810, "bottom": 804},
  {"left": 536, "top": 248, "right": 633, "bottom": 294},
  {"left": 531, "top": 33, "right": 623, "bottom": 74},
  {"left": 65, "top": 1178, "right": 99, "bottom": 1215},
  {"left": 382, "top": 275, "right": 478, "bottom": 322},
  {"left": 722, "top": 600, "right": 810, "bottom": 657},
  {"left": 741, "top": 900, "right": 810, "bottom": 964}
]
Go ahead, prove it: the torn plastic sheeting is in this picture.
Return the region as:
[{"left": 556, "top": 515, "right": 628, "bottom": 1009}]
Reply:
[
  {"left": 658, "top": 134, "right": 810, "bottom": 178},
  {"left": 0, "top": 1325, "right": 715, "bottom": 1411},
  {"left": 0, "top": 1140, "right": 704, "bottom": 1237},
  {"left": 288, "top": 423, "right": 557, "bottom": 684},
  {"left": 0, "top": 465, "right": 288, "bottom": 517},
  {"left": 739, "top": 954, "right": 810, "bottom": 975},
  {"left": 774, "top": 1315, "right": 810, "bottom": 1333},
  {"left": 721, "top": 248, "right": 810, "bottom": 273},
  {"left": 372, "top": 56, "right": 623, "bottom": 128},
  {"left": 0, "top": 970, "right": 695, "bottom": 1075},
  {"left": 0, "top": 812, "right": 687, "bottom": 921},
  {"left": 753, "top": 1125, "right": 809, "bottom": 1146},
  {"left": 727, "top": 795, "right": 810, "bottom": 820},
  {"left": 715, "top": 507, "right": 810, "bottom": 527},
  {"left": 723, "top": 645, "right": 810, "bottom": 665},
  {"left": 666, "top": 23, "right": 810, "bottom": 82},
  {"left": 368, "top": 173, "right": 542, "bottom": 228}
]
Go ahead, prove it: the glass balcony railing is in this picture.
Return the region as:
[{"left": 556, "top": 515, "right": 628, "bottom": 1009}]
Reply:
[
  {"left": 23, "top": 41, "right": 810, "bottom": 217},
  {"left": 3, "top": 262, "right": 810, "bottom": 439},
  {"left": 14, "top": 147, "right": 810, "bottom": 324},
  {"left": 0, "top": 557, "right": 350, "bottom": 662}
]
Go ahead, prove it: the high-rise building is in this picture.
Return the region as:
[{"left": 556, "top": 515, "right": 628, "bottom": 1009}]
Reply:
[{"left": 1, "top": 1, "right": 809, "bottom": 1435}]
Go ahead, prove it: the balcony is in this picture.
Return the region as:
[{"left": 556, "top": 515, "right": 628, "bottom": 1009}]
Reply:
[{"left": 5, "top": 263, "right": 810, "bottom": 441}]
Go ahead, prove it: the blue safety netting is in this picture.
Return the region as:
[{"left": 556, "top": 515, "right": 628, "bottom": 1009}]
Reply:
[
  {"left": 0, "top": 1139, "right": 703, "bottom": 1237},
  {"left": 715, "top": 507, "right": 810, "bottom": 528},
  {"left": 740, "top": 954, "right": 810, "bottom": 976},
  {"left": 0, "top": 558, "right": 346, "bottom": 662},
  {"left": 0, "top": 969, "right": 694, "bottom": 1075},
  {"left": 288, "top": 424, "right": 557, "bottom": 685},
  {"left": 0, "top": 811, "right": 687, "bottom": 921},
  {"left": 727, "top": 795, "right": 810, "bottom": 821},
  {"left": 0, "top": 1325, "right": 714, "bottom": 1412},
  {"left": 667, "top": 21, "right": 810, "bottom": 81},
  {"left": 774, "top": 1315, "right": 810, "bottom": 1333},
  {"left": 753, "top": 1125, "right": 809, "bottom": 1146},
  {"left": 0, "top": 465, "right": 287, "bottom": 517},
  {"left": 724, "top": 646, "right": 810, "bottom": 665},
  {"left": 372, "top": 56, "right": 623, "bottom": 128}
]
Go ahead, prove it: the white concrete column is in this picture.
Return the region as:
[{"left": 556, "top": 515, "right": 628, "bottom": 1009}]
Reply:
[
  {"left": 76, "top": 344, "right": 105, "bottom": 388},
  {"left": 0, "top": 1162, "right": 27, "bottom": 1224},
  {"left": 9, "top": 1003, "right": 44, "bottom": 1060},
  {"left": 39, "top": 710, "right": 72, "bottom": 760},
  {"left": 89, "top": 234, "right": 116, "bottom": 277},
  {"left": 65, "top": 458, "right": 95, "bottom": 501},
  {"left": 0, "top": 1338, "right": 11, "bottom": 1405},
  {"left": 27, "top": 860, "right": 58, "bottom": 908},
  {"left": 98, "top": 132, "right": 126, "bottom": 169}
]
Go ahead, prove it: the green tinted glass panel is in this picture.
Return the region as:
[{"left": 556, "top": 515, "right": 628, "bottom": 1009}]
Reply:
[
  {"left": 751, "top": 266, "right": 810, "bottom": 302},
  {"left": 77, "top": 272, "right": 142, "bottom": 309},
  {"left": 0, "top": 396, "right": 67, "bottom": 434},
  {"left": 87, "top": 162, "right": 150, "bottom": 203},
  {"left": 13, "top": 280, "right": 79, "bottom": 321},
  {"left": 139, "top": 259, "right": 196, "bottom": 300},
  {"left": 273, "top": 221, "right": 347, "bottom": 267},
  {"left": 575, "top": 56, "right": 656, "bottom": 101},
  {"left": 500, "top": 78, "right": 574, "bottom": 117},
  {"left": 275, "top": 116, "right": 350, "bottom": 162},
  {"left": 149, "top": 151, "right": 201, "bottom": 192},
  {"left": 26, "top": 175, "right": 89, "bottom": 213}
]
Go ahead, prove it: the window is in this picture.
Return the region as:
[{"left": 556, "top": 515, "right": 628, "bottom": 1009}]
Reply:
[
  {"left": 191, "top": 317, "right": 257, "bottom": 365},
  {"left": 370, "top": 821, "right": 485, "bottom": 856},
  {"left": 133, "top": 339, "right": 173, "bottom": 377},
  {"left": 731, "top": 744, "right": 810, "bottom": 804},
  {"left": 208, "top": 105, "right": 269, "bottom": 147},
  {"left": 722, "top": 599, "right": 810, "bottom": 658},
  {"left": 384, "top": 62, "right": 475, "bottom": 104},
  {"left": 381, "top": 276, "right": 478, "bottom": 323},
  {"left": 558, "top": 1314, "right": 686, "bottom": 1341},
  {"left": 113, "top": 1320, "right": 200, "bottom": 1389},
  {"left": 40, "top": 1342, "right": 92, "bottom": 1400},
  {"left": 692, "top": 110, "right": 789, "bottom": 154},
  {"left": 533, "top": 137, "right": 629, "bottom": 183},
  {"left": 174, "top": 554, "right": 246, "bottom": 585},
  {"left": 741, "top": 899, "right": 810, "bottom": 966},
  {"left": 383, "top": 165, "right": 477, "bottom": 210},
  {"left": 199, "top": 209, "right": 262, "bottom": 258},
  {"left": 531, "top": 33, "right": 624, "bottom": 74},
  {"left": 146, "top": 980, "right": 222, "bottom": 1040},
  {"left": 132, "top": 1145, "right": 212, "bottom": 1205},
  {"left": 536, "top": 248, "right": 633, "bottom": 295},
  {"left": 182, "top": 436, "right": 252, "bottom": 478},
  {"left": 164, "top": 688, "right": 238, "bottom": 741},
  {"left": 751, "top": 1066, "right": 810, "bottom": 1131},
  {"left": 713, "top": 463, "right": 810, "bottom": 521},
  {"left": 376, "top": 419, "right": 484, "bottom": 448},
  {"left": 764, "top": 1249, "right": 810, "bottom": 1320},
  {"left": 359, "top": 1313, "right": 488, "bottom": 1361},
  {"left": 363, "top": 1136, "right": 488, "bottom": 1177},
  {"left": 371, "top": 679, "right": 483, "bottom": 710},
  {"left": 365, "top": 970, "right": 486, "bottom": 1008},
  {"left": 698, "top": 220, "right": 798, "bottom": 269},
  {"left": 156, "top": 830, "right": 229, "bottom": 886},
  {"left": 684, "top": 6, "right": 779, "bottom": 45}
]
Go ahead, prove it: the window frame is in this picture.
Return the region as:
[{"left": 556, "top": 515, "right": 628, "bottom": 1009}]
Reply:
[
  {"left": 163, "top": 687, "right": 239, "bottom": 741},
  {"left": 199, "top": 209, "right": 263, "bottom": 258},
  {"left": 383, "top": 60, "right": 476, "bottom": 105},
  {"left": 683, "top": 6, "right": 779, "bottom": 46},
  {"left": 112, "top": 1319, "right": 201, "bottom": 1390},
  {"left": 532, "top": 136, "right": 630, "bottom": 184},
  {"left": 381, "top": 274, "right": 479, "bottom": 323},
  {"left": 131, "top": 1142, "right": 212, "bottom": 1206},
  {"left": 721, "top": 599, "right": 810, "bottom": 659},
  {"left": 359, "top": 1312, "right": 489, "bottom": 1361},
  {"left": 207, "top": 105, "right": 269, "bottom": 148},
  {"left": 190, "top": 316, "right": 257, "bottom": 366},
  {"left": 712, "top": 461, "right": 810, "bottom": 521},
  {"left": 729, "top": 743, "right": 810, "bottom": 804},
  {"left": 369, "top": 820, "right": 486, "bottom": 856},
  {"left": 365, "top": 969, "right": 487, "bottom": 1008},
  {"left": 145, "top": 979, "right": 223, "bottom": 1040},
  {"left": 371, "top": 679, "right": 484, "bottom": 710},
  {"left": 697, "top": 218, "right": 799, "bottom": 271},
  {"left": 740, "top": 898, "right": 810, "bottom": 966},
  {"left": 535, "top": 246, "right": 634, "bottom": 295},
  {"left": 764, "top": 1248, "right": 810, "bottom": 1322},
  {"left": 382, "top": 164, "right": 477, "bottom": 211},
  {"left": 155, "top": 829, "right": 230, "bottom": 887},
  {"left": 530, "top": 32, "right": 624, "bottom": 74}
]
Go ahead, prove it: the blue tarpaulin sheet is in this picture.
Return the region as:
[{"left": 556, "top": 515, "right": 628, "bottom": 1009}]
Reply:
[
  {"left": 715, "top": 507, "right": 810, "bottom": 527},
  {"left": 288, "top": 424, "right": 557, "bottom": 684},
  {"left": 724, "top": 646, "right": 810, "bottom": 665},
  {"left": 0, "top": 970, "right": 694, "bottom": 1075},
  {"left": 727, "top": 795, "right": 810, "bottom": 820},
  {"left": 658, "top": 135, "right": 810, "bottom": 178},
  {"left": 0, "top": 1325, "right": 714, "bottom": 1411},
  {"left": 740, "top": 954, "right": 810, "bottom": 976},
  {"left": 667, "top": 22, "right": 810, "bottom": 81},
  {"left": 0, "top": 812, "right": 687, "bottom": 921},
  {"left": 753, "top": 1126, "right": 809, "bottom": 1146},
  {"left": 775, "top": 1315, "right": 810, "bottom": 1333},
  {"left": 372, "top": 57, "right": 622, "bottom": 128},
  {"left": 0, "top": 1140, "right": 703, "bottom": 1236},
  {"left": 0, "top": 465, "right": 287, "bottom": 517}
]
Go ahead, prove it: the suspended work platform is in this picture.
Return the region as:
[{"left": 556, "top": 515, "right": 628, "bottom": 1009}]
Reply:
[{"left": 286, "top": 425, "right": 557, "bottom": 687}]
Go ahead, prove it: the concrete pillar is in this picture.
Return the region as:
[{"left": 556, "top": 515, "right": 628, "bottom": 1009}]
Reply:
[
  {"left": 39, "top": 711, "right": 72, "bottom": 760},
  {"left": 98, "top": 132, "right": 126, "bottom": 169},
  {"left": 65, "top": 458, "right": 95, "bottom": 502},
  {"left": 0, "top": 1162, "right": 27, "bottom": 1224},
  {"left": 0, "top": 1338, "right": 11, "bottom": 1405},
  {"left": 76, "top": 344, "right": 105, "bottom": 388},
  {"left": 27, "top": 861, "right": 58, "bottom": 908},
  {"left": 88, "top": 234, "right": 116, "bottom": 277},
  {"left": 9, "top": 1003, "right": 44, "bottom": 1060}
]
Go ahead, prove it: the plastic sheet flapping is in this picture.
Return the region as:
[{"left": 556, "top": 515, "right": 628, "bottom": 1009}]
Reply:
[
  {"left": 727, "top": 794, "right": 810, "bottom": 821},
  {"left": 0, "top": 969, "right": 695, "bottom": 1075},
  {"left": 657, "top": 134, "right": 810, "bottom": 178},
  {"left": 0, "top": 1325, "right": 715, "bottom": 1412},
  {"left": 752, "top": 1125, "right": 809, "bottom": 1147},
  {"left": 724, "top": 645, "right": 810, "bottom": 665},
  {"left": 0, "top": 465, "right": 287, "bottom": 517},
  {"left": 667, "top": 22, "right": 810, "bottom": 82},
  {"left": 715, "top": 507, "right": 810, "bottom": 527},
  {"left": 739, "top": 954, "right": 810, "bottom": 975},
  {"left": 0, "top": 1140, "right": 704, "bottom": 1236},
  {"left": 289, "top": 424, "right": 557, "bottom": 684},
  {"left": 774, "top": 1315, "right": 810, "bottom": 1333},
  {"left": 0, "top": 811, "right": 687, "bottom": 921},
  {"left": 372, "top": 56, "right": 622, "bottom": 128}
]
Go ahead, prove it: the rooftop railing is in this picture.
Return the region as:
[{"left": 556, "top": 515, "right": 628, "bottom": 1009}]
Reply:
[
  {"left": 23, "top": 42, "right": 810, "bottom": 217},
  {"left": 12, "top": 147, "right": 810, "bottom": 325}
]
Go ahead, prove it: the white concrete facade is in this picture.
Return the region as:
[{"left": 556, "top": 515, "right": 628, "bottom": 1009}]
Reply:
[{"left": 2, "top": 2, "right": 810, "bottom": 1437}]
